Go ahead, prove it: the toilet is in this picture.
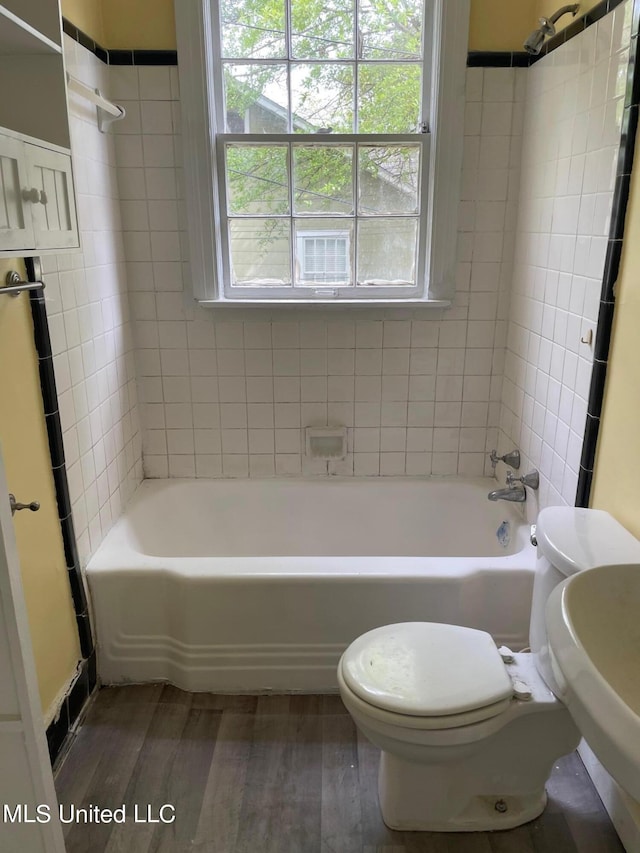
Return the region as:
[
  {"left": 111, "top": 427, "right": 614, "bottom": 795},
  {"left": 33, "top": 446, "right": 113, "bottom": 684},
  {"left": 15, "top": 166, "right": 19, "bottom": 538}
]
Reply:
[{"left": 338, "top": 507, "right": 640, "bottom": 832}]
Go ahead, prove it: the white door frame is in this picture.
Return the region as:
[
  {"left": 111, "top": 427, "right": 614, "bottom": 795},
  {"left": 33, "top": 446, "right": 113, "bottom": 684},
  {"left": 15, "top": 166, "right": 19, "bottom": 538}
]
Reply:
[{"left": 0, "top": 440, "right": 66, "bottom": 852}]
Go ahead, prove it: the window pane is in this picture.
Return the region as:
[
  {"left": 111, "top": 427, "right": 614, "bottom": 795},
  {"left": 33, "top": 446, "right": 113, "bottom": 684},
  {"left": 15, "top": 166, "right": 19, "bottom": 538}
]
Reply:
[
  {"left": 220, "top": 0, "right": 286, "bottom": 58},
  {"left": 224, "top": 64, "right": 289, "bottom": 133},
  {"left": 293, "top": 145, "right": 353, "bottom": 214},
  {"left": 226, "top": 145, "right": 290, "bottom": 215},
  {"left": 291, "top": 63, "right": 354, "bottom": 132},
  {"left": 358, "top": 64, "right": 421, "bottom": 133},
  {"left": 358, "top": 0, "right": 424, "bottom": 60},
  {"left": 294, "top": 219, "right": 354, "bottom": 285},
  {"left": 291, "top": 0, "right": 354, "bottom": 59},
  {"left": 357, "top": 218, "right": 417, "bottom": 285},
  {"left": 358, "top": 145, "right": 420, "bottom": 215},
  {"left": 230, "top": 219, "right": 292, "bottom": 285}
]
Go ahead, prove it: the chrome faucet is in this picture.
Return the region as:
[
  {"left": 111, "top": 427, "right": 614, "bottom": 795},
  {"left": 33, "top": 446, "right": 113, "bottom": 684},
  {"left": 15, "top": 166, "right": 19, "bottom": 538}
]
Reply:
[
  {"left": 489, "top": 449, "right": 521, "bottom": 470},
  {"left": 487, "top": 469, "right": 539, "bottom": 502},
  {"left": 487, "top": 482, "right": 526, "bottom": 502}
]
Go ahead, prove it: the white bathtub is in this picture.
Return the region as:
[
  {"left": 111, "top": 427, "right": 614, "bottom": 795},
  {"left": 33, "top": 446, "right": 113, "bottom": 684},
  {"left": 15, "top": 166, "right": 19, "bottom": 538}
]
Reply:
[{"left": 87, "top": 478, "right": 536, "bottom": 691}]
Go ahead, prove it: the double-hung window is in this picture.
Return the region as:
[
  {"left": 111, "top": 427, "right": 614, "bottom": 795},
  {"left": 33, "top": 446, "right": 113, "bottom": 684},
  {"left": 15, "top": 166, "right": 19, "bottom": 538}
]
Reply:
[{"left": 176, "top": 0, "right": 469, "bottom": 303}]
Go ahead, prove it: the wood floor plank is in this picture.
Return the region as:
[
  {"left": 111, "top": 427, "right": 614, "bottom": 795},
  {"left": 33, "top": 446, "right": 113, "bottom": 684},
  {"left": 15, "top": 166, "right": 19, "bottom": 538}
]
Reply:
[
  {"left": 103, "top": 695, "right": 193, "bottom": 853},
  {"left": 544, "top": 753, "right": 625, "bottom": 853},
  {"left": 356, "top": 729, "right": 397, "bottom": 850},
  {"left": 190, "top": 693, "right": 258, "bottom": 714},
  {"left": 233, "top": 701, "right": 293, "bottom": 853},
  {"left": 321, "top": 713, "right": 363, "bottom": 853},
  {"left": 528, "top": 812, "right": 578, "bottom": 853},
  {"left": 403, "top": 831, "right": 450, "bottom": 853},
  {"left": 445, "top": 833, "right": 493, "bottom": 852},
  {"left": 322, "top": 694, "right": 349, "bottom": 715},
  {"left": 147, "top": 708, "right": 221, "bottom": 853},
  {"left": 488, "top": 826, "right": 536, "bottom": 853},
  {"left": 59, "top": 688, "right": 163, "bottom": 853},
  {"left": 271, "top": 696, "right": 323, "bottom": 853},
  {"left": 191, "top": 711, "right": 254, "bottom": 853},
  {"left": 54, "top": 697, "right": 117, "bottom": 818}
]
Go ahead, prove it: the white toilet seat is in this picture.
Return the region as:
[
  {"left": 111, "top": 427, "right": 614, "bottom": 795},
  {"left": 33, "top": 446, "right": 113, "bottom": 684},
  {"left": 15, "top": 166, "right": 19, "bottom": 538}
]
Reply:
[
  {"left": 340, "top": 622, "right": 514, "bottom": 726},
  {"left": 338, "top": 664, "right": 513, "bottom": 732}
]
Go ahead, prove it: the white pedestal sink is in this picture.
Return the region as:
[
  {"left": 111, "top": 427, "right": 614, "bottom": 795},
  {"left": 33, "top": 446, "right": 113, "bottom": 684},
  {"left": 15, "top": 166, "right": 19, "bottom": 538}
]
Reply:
[{"left": 546, "top": 562, "right": 640, "bottom": 802}]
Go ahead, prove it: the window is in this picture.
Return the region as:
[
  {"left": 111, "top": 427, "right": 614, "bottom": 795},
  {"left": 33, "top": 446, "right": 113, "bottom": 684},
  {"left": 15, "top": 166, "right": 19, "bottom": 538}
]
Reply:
[
  {"left": 296, "top": 230, "right": 351, "bottom": 285},
  {"left": 176, "top": 0, "right": 469, "bottom": 303}
]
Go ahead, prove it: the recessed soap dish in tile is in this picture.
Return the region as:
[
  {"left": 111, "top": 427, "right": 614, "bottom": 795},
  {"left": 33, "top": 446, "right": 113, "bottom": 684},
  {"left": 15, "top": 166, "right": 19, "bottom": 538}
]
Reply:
[{"left": 305, "top": 426, "right": 347, "bottom": 460}]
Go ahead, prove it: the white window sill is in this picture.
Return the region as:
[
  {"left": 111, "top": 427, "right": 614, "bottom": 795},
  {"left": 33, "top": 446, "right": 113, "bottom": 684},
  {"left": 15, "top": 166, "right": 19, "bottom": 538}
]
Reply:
[{"left": 198, "top": 298, "right": 452, "bottom": 309}]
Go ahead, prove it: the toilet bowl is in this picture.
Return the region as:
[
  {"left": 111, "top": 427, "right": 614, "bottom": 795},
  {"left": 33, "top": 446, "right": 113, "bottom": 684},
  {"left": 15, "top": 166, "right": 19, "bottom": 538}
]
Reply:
[
  {"left": 338, "top": 623, "right": 579, "bottom": 831},
  {"left": 338, "top": 507, "right": 640, "bottom": 832}
]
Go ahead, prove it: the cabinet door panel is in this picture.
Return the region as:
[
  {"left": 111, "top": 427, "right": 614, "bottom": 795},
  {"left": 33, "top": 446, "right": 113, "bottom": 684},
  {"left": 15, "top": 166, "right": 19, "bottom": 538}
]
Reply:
[
  {"left": 24, "top": 144, "right": 78, "bottom": 250},
  {"left": 0, "top": 136, "right": 35, "bottom": 251}
]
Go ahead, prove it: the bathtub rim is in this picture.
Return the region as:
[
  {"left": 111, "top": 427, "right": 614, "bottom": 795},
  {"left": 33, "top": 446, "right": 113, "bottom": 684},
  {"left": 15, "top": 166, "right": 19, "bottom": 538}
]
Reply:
[{"left": 86, "top": 475, "right": 535, "bottom": 578}]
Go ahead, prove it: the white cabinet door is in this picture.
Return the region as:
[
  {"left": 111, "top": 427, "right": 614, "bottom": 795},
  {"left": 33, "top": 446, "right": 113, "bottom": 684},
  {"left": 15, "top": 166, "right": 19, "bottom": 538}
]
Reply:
[
  {"left": 24, "top": 144, "right": 78, "bottom": 251},
  {"left": 0, "top": 135, "right": 36, "bottom": 252}
]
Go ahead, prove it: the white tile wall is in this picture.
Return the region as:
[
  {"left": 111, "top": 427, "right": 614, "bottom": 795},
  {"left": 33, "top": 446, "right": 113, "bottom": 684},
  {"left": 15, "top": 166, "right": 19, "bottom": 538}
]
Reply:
[
  {"left": 114, "top": 65, "right": 525, "bottom": 478},
  {"left": 54, "top": 6, "right": 630, "bottom": 511},
  {"left": 496, "top": 3, "right": 632, "bottom": 508},
  {"left": 42, "top": 37, "right": 143, "bottom": 564}
]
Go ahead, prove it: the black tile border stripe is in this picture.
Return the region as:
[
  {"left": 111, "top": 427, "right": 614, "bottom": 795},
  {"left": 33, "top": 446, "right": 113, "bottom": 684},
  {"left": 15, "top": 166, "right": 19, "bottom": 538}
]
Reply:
[
  {"left": 467, "top": 51, "right": 531, "bottom": 68},
  {"left": 575, "top": 1, "right": 640, "bottom": 507},
  {"left": 24, "top": 257, "right": 97, "bottom": 764},
  {"left": 62, "top": 19, "right": 178, "bottom": 65},
  {"left": 25, "top": 256, "right": 95, "bottom": 662}
]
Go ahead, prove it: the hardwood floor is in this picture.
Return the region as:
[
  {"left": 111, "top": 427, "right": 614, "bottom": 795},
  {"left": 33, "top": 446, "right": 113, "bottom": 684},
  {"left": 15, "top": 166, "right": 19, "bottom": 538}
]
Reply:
[{"left": 55, "top": 686, "right": 624, "bottom": 853}]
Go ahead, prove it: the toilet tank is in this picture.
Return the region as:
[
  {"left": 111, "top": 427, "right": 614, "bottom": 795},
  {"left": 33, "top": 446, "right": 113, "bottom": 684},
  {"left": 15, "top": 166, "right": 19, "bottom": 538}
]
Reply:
[{"left": 530, "top": 507, "right": 640, "bottom": 693}]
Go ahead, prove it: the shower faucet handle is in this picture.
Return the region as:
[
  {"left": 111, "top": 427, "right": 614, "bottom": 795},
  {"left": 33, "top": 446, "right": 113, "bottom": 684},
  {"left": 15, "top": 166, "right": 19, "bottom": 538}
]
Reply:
[
  {"left": 506, "top": 470, "right": 539, "bottom": 491},
  {"left": 489, "top": 449, "right": 521, "bottom": 470}
]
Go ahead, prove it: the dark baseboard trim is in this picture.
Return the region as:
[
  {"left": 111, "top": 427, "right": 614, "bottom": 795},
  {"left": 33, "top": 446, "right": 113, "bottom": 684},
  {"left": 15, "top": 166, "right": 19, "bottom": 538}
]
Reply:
[{"left": 46, "top": 655, "right": 98, "bottom": 767}]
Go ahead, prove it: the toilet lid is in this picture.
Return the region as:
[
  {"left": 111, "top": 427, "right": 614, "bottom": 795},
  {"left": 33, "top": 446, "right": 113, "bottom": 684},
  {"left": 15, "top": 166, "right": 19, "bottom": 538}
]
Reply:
[{"left": 341, "top": 622, "right": 513, "bottom": 717}]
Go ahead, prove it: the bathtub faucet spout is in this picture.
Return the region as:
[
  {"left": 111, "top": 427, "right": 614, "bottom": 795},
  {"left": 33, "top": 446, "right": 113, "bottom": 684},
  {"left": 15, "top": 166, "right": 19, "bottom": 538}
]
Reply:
[
  {"left": 487, "top": 483, "right": 526, "bottom": 502},
  {"left": 487, "top": 469, "right": 539, "bottom": 502}
]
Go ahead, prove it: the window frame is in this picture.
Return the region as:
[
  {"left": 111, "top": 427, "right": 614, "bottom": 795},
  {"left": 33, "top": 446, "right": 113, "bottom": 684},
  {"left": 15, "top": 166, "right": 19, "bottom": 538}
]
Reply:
[{"left": 176, "top": 0, "right": 470, "bottom": 306}]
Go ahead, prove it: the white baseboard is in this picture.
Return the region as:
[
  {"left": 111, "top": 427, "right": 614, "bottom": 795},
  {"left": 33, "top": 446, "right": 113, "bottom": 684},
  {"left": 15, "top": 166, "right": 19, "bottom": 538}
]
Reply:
[{"left": 578, "top": 740, "right": 640, "bottom": 853}]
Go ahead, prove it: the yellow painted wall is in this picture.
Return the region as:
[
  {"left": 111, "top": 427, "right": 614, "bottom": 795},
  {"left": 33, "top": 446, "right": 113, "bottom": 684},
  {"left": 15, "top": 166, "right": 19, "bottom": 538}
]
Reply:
[
  {"left": 469, "top": 0, "right": 538, "bottom": 51},
  {"left": 60, "top": 0, "right": 105, "bottom": 45},
  {"left": 60, "top": 0, "right": 540, "bottom": 52},
  {"left": 102, "top": 0, "right": 176, "bottom": 50},
  {"left": 0, "top": 259, "right": 80, "bottom": 723},
  {"left": 591, "top": 164, "right": 640, "bottom": 539}
]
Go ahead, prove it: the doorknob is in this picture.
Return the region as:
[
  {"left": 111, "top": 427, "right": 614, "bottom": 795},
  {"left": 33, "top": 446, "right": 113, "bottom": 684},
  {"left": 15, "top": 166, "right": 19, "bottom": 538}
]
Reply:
[
  {"left": 22, "top": 187, "right": 41, "bottom": 204},
  {"left": 9, "top": 494, "right": 40, "bottom": 516}
]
